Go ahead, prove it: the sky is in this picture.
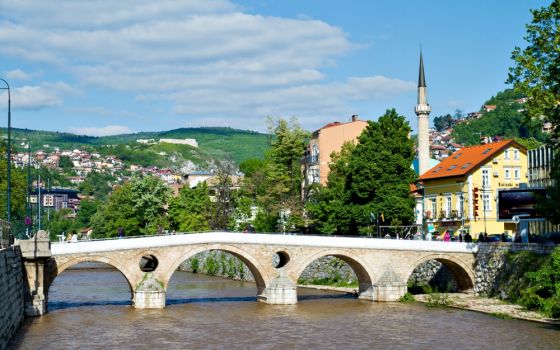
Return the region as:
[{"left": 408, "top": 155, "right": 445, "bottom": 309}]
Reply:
[{"left": 0, "top": 0, "right": 550, "bottom": 136}]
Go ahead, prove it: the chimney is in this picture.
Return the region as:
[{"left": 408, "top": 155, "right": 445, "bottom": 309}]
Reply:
[{"left": 351, "top": 115, "right": 359, "bottom": 122}]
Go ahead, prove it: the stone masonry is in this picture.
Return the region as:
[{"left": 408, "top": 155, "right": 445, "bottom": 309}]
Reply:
[
  {"left": 0, "top": 247, "right": 24, "bottom": 350},
  {"left": 42, "top": 233, "right": 477, "bottom": 309}
]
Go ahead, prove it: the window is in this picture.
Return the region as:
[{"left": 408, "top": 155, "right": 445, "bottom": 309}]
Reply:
[
  {"left": 505, "top": 169, "right": 510, "bottom": 179},
  {"left": 504, "top": 149, "right": 510, "bottom": 159},
  {"left": 514, "top": 149, "right": 519, "bottom": 160},
  {"left": 514, "top": 168, "right": 520, "bottom": 179},
  {"left": 445, "top": 196, "right": 452, "bottom": 217},
  {"left": 430, "top": 198, "right": 437, "bottom": 218},
  {"left": 482, "top": 169, "right": 490, "bottom": 188},
  {"left": 456, "top": 192, "right": 464, "bottom": 217},
  {"left": 482, "top": 193, "right": 491, "bottom": 212}
]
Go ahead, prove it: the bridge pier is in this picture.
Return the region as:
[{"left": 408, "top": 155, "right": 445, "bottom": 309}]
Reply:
[
  {"left": 18, "top": 231, "right": 52, "bottom": 316},
  {"left": 259, "top": 274, "right": 297, "bottom": 305},
  {"left": 133, "top": 273, "right": 166, "bottom": 309},
  {"left": 371, "top": 267, "right": 408, "bottom": 302}
]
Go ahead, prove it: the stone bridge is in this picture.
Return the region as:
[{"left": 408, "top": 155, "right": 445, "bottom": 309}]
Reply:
[{"left": 19, "top": 231, "right": 478, "bottom": 314}]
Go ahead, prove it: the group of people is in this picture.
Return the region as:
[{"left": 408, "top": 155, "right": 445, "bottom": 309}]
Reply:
[{"left": 440, "top": 230, "right": 472, "bottom": 243}]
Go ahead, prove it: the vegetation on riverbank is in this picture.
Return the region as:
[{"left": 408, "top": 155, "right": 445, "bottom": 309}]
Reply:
[{"left": 496, "top": 247, "right": 560, "bottom": 318}]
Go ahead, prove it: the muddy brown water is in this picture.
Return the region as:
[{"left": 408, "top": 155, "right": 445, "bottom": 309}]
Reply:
[{"left": 9, "top": 263, "right": 559, "bottom": 349}]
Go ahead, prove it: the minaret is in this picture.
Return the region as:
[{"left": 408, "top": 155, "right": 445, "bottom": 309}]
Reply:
[{"left": 415, "top": 52, "right": 431, "bottom": 176}]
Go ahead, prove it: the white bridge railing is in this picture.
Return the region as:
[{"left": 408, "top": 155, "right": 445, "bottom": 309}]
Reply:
[{"left": 51, "top": 231, "right": 479, "bottom": 255}]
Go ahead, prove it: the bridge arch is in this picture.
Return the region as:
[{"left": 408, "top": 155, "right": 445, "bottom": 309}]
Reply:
[
  {"left": 292, "top": 249, "right": 374, "bottom": 296},
  {"left": 47, "top": 255, "right": 136, "bottom": 299},
  {"left": 162, "top": 244, "right": 270, "bottom": 296},
  {"left": 405, "top": 254, "right": 475, "bottom": 291}
]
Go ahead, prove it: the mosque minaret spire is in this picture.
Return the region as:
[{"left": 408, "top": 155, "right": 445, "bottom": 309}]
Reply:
[{"left": 415, "top": 51, "right": 431, "bottom": 176}]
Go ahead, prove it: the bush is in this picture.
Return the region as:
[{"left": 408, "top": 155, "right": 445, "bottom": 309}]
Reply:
[
  {"left": 190, "top": 257, "right": 200, "bottom": 273},
  {"left": 399, "top": 292, "right": 416, "bottom": 303},
  {"left": 519, "top": 247, "right": 560, "bottom": 318},
  {"left": 425, "top": 293, "right": 452, "bottom": 308}
]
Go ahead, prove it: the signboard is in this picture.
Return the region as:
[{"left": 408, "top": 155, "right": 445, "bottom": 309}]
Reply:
[{"left": 497, "top": 188, "right": 546, "bottom": 221}]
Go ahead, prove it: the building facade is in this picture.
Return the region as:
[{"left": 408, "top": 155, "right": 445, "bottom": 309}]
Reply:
[
  {"left": 419, "top": 139, "right": 528, "bottom": 238},
  {"left": 302, "top": 115, "right": 368, "bottom": 191}
]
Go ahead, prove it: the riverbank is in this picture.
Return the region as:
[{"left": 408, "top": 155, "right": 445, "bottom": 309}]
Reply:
[{"left": 299, "top": 284, "right": 559, "bottom": 325}]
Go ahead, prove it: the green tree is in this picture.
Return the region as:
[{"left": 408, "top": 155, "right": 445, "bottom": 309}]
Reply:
[
  {"left": 433, "top": 114, "right": 453, "bottom": 132},
  {"left": 76, "top": 198, "right": 99, "bottom": 229},
  {"left": 0, "top": 137, "right": 28, "bottom": 234},
  {"left": 92, "top": 175, "right": 171, "bottom": 236},
  {"left": 508, "top": 1, "right": 560, "bottom": 223},
  {"left": 58, "top": 155, "right": 74, "bottom": 173},
  {"left": 168, "top": 183, "right": 212, "bottom": 232},
  {"left": 346, "top": 109, "right": 417, "bottom": 234},
  {"left": 79, "top": 171, "right": 114, "bottom": 200}
]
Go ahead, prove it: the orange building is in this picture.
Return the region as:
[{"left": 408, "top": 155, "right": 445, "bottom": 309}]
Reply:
[{"left": 302, "top": 115, "right": 368, "bottom": 192}]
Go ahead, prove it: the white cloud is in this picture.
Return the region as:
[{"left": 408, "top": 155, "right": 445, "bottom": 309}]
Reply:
[
  {"left": 68, "top": 125, "right": 132, "bottom": 137},
  {"left": 4, "top": 69, "right": 33, "bottom": 81},
  {"left": 0, "top": 0, "right": 415, "bottom": 130}
]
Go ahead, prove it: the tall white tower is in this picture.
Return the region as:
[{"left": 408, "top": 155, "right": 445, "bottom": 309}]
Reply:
[{"left": 415, "top": 52, "right": 431, "bottom": 176}]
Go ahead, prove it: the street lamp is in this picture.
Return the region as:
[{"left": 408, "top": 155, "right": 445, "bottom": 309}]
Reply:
[{"left": 0, "top": 79, "right": 11, "bottom": 224}]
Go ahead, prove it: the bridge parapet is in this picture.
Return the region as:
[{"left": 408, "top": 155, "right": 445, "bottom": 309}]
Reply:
[{"left": 27, "top": 232, "right": 479, "bottom": 312}]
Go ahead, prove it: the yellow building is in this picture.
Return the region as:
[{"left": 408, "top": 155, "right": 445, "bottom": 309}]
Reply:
[{"left": 419, "top": 139, "right": 528, "bottom": 238}]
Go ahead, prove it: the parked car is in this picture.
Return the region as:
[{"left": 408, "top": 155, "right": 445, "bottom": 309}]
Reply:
[{"left": 486, "top": 234, "right": 512, "bottom": 242}]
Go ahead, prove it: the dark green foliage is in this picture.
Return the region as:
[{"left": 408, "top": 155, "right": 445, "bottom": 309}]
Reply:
[
  {"left": 399, "top": 292, "right": 416, "bottom": 303},
  {"left": 167, "top": 183, "right": 212, "bottom": 232},
  {"left": 453, "top": 94, "right": 546, "bottom": 145},
  {"left": 520, "top": 248, "right": 560, "bottom": 318},
  {"left": 433, "top": 114, "right": 453, "bottom": 132},
  {"left": 508, "top": 1, "right": 560, "bottom": 223},
  {"left": 190, "top": 257, "right": 200, "bottom": 273},
  {"left": 79, "top": 171, "right": 114, "bottom": 200},
  {"left": 307, "top": 109, "right": 417, "bottom": 235},
  {"left": 204, "top": 255, "right": 219, "bottom": 276},
  {"left": 58, "top": 156, "right": 74, "bottom": 173},
  {"left": 91, "top": 175, "right": 171, "bottom": 237}
]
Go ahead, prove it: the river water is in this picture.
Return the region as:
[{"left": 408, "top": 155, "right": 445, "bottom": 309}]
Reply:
[{"left": 10, "top": 263, "right": 559, "bottom": 349}]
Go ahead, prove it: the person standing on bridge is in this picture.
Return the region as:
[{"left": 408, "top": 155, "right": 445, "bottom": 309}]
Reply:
[{"left": 118, "top": 227, "right": 124, "bottom": 239}]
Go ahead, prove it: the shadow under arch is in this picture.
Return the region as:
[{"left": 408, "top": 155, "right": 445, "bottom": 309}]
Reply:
[
  {"left": 162, "top": 244, "right": 269, "bottom": 297},
  {"left": 406, "top": 254, "right": 475, "bottom": 291},
  {"left": 294, "top": 249, "right": 374, "bottom": 296},
  {"left": 46, "top": 255, "right": 135, "bottom": 300}
]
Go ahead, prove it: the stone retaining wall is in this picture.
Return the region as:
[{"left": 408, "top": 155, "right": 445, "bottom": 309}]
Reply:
[
  {"left": 474, "top": 243, "right": 555, "bottom": 296},
  {"left": 0, "top": 248, "right": 24, "bottom": 349}
]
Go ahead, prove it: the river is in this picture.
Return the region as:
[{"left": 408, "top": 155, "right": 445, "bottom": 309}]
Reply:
[{"left": 9, "top": 263, "right": 559, "bottom": 349}]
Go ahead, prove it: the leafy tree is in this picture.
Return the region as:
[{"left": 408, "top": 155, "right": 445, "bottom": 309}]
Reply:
[
  {"left": 346, "top": 109, "right": 417, "bottom": 234},
  {"left": 307, "top": 110, "right": 417, "bottom": 236},
  {"left": 508, "top": 1, "right": 560, "bottom": 223},
  {"left": 210, "top": 159, "right": 236, "bottom": 230},
  {"left": 306, "top": 142, "right": 355, "bottom": 235},
  {"left": 79, "top": 171, "right": 114, "bottom": 200},
  {"left": 433, "top": 114, "right": 453, "bottom": 132},
  {"left": 92, "top": 175, "right": 171, "bottom": 236},
  {"left": 45, "top": 208, "right": 80, "bottom": 241},
  {"left": 0, "top": 136, "right": 28, "bottom": 233},
  {"left": 75, "top": 198, "right": 100, "bottom": 229},
  {"left": 239, "top": 158, "right": 264, "bottom": 177},
  {"left": 168, "top": 183, "right": 212, "bottom": 232},
  {"left": 233, "top": 117, "right": 308, "bottom": 232},
  {"left": 58, "top": 155, "right": 74, "bottom": 173}
]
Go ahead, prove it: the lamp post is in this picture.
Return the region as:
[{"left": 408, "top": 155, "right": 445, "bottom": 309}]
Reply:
[{"left": 0, "top": 79, "right": 11, "bottom": 224}]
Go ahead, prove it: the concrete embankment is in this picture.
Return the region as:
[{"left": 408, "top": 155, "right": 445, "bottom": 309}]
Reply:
[{"left": 0, "top": 248, "right": 24, "bottom": 350}]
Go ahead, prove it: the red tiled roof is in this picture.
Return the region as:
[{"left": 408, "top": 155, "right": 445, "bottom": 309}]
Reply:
[{"left": 419, "top": 139, "right": 525, "bottom": 180}]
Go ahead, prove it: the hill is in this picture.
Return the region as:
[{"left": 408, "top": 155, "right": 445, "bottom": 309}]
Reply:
[
  {"left": 452, "top": 89, "right": 548, "bottom": 145},
  {"left": 3, "top": 127, "right": 271, "bottom": 166}
]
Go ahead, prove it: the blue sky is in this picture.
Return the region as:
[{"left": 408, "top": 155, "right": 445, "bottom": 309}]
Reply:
[{"left": 0, "top": 0, "right": 549, "bottom": 136}]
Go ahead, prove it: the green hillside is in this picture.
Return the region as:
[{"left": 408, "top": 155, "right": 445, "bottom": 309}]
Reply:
[{"left": 3, "top": 127, "right": 271, "bottom": 166}]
